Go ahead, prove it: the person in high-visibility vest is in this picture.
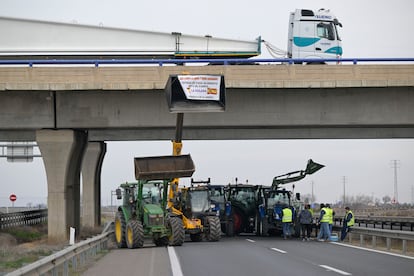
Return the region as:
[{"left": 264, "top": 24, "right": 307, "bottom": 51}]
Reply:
[
  {"left": 317, "top": 203, "right": 331, "bottom": 241},
  {"left": 326, "top": 203, "right": 335, "bottom": 233},
  {"left": 341, "top": 206, "right": 354, "bottom": 241},
  {"left": 282, "top": 206, "right": 293, "bottom": 239}
]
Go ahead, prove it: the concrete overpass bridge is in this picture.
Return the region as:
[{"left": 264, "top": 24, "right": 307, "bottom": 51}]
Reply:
[{"left": 1, "top": 62, "right": 414, "bottom": 242}]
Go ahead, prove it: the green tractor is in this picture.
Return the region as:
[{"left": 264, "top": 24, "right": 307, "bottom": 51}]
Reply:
[{"left": 114, "top": 155, "right": 195, "bottom": 249}]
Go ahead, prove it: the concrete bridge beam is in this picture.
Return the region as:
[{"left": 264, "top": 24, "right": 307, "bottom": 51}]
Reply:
[
  {"left": 36, "top": 129, "right": 87, "bottom": 242},
  {"left": 81, "top": 141, "right": 106, "bottom": 228}
]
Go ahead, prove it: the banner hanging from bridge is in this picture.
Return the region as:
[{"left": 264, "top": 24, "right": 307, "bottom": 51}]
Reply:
[{"left": 177, "top": 75, "right": 221, "bottom": 101}]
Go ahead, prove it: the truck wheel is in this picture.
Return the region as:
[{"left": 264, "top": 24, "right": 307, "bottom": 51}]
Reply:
[
  {"left": 126, "top": 220, "right": 144, "bottom": 249},
  {"left": 205, "top": 216, "right": 221, "bottom": 241},
  {"left": 115, "top": 211, "right": 127, "bottom": 248},
  {"left": 167, "top": 217, "right": 185, "bottom": 246}
]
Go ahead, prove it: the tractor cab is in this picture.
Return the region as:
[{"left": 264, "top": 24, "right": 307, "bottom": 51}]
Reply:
[
  {"left": 182, "top": 187, "right": 210, "bottom": 216},
  {"left": 261, "top": 187, "right": 292, "bottom": 222},
  {"left": 179, "top": 178, "right": 222, "bottom": 241},
  {"left": 117, "top": 182, "right": 139, "bottom": 216},
  {"left": 208, "top": 185, "right": 227, "bottom": 215},
  {"left": 142, "top": 181, "right": 163, "bottom": 205},
  {"left": 181, "top": 178, "right": 218, "bottom": 219}
]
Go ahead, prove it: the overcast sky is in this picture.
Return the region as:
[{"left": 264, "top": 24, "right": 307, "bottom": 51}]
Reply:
[{"left": 1, "top": 0, "right": 413, "bottom": 207}]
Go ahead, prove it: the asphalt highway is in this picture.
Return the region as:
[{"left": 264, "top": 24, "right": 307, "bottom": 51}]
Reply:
[{"left": 82, "top": 236, "right": 414, "bottom": 276}]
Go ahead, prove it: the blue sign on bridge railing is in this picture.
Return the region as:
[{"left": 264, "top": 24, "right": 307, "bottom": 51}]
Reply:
[{"left": 0, "top": 57, "right": 413, "bottom": 67}]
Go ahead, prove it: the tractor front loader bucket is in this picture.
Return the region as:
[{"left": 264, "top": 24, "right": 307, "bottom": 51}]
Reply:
[{"left": 134, "top": 154, "right": 195, "bottom": 180}]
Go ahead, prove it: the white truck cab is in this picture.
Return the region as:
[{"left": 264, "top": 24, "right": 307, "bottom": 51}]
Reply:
[{"left": 287, "top": 9, "right": 343, "bottom": 60}]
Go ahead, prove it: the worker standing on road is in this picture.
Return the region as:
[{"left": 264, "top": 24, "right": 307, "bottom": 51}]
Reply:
[
  {"left": 282, "top": 205, "right": 293, "bottom": 239},
  {"left": 317, "top": 203, "right": 331, "bottom": 241},
  {"left": 341, "top": 206, "right": 354, "bottom": 241},
  {"left": 299, "top": 204, "right": 312, "bottom": 241},
  {"left": 309, "top": 204, "right": 317, "bottom": 237},
  {"left": 326, "top": 204, "right": 335, "bottom": 233}
]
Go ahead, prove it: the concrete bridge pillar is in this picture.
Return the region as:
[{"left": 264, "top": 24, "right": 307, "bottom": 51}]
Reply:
[
  {"left": 81, "top": 141, "right": 106, "bottom": 228},
  {"left": 36, "top": 129, "right": 87, "bottom": 243}
]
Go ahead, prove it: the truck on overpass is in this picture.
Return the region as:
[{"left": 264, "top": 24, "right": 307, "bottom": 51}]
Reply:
[{"left": 0, "top": 9, "right": 342, "bottom": 60}]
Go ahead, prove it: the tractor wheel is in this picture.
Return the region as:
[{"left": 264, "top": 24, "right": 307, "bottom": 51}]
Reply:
[
  {"left": 126, "top": 220, "right": 144, "bottom": 249},
  {"left": 258, "top": 219, "right": 269, "bottom": 236},
  {"left": 190, "top": 233, "right": 202, "bottom": 242},
  {"left": 225, "top": 219, "right": 234, "bottom": 236},
  {"left": 114, "top": 211, "right": 127, "bottom": 248},
  {"left": 167, "top": 217, "right": 185, "bottom": 246},
  {"left": 205, "top": 216, "right": 221, "bottom": 241},
  {"left": 256, "top": 213, "right": 268, "bottom": 236}
]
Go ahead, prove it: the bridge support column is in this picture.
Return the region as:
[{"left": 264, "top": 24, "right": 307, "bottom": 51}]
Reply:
[
  {"left": 36, "top": 129, "right": 87, "bottom": 243},
  {"left": 81, "top": 141, "right": 106, "bottom": 228}
]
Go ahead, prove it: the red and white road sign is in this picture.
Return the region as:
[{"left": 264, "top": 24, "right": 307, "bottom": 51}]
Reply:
[{"left": 9, "top": 194, "right": 17, "bottom": 202}]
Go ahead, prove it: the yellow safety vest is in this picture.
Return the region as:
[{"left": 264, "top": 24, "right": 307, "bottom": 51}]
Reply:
[
  {"left": 345, "top": 210, "right": 354, "bottom": 227},
  {"left": 282, "top": 208, "right": 292, "bottom": 223},
  {"left": 327, "top": 208, "right": 333, "bottom": 224},
  {"left": 320, "top": 207, "right": 330, "bottom": 223}
]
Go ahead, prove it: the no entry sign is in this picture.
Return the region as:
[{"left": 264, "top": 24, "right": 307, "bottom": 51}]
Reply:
[{"left": 9, "top": 194, "right": 17, "bottom": 202}]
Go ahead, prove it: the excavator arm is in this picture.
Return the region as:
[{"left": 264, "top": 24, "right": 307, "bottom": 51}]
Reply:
[{"left": 272, "top": 159, "right": 325, "bottom": 189}]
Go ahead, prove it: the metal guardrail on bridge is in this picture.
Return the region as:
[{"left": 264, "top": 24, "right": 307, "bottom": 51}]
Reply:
[
  {"left": 0, "top": 209, "right": 47, "bottom": 229},
  {"left": 0, "top": 57, "right": 413, "bottom": 67}
]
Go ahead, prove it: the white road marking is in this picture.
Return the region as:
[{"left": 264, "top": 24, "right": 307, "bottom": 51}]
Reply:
[
  {"left": 332, "top": 242, "right": 414, "bottom": 260},
  {"left": 246, "top": 239, "right": 255, "bottom": 243},
  {"left": 270, "top": 247, "right": 287, "bottom": 254},
  {"left": 319, "top": 265, "right": 352, "bottom": 275},
  {"left": 168, "top": 246, "right": 184, "bottom": 276}
]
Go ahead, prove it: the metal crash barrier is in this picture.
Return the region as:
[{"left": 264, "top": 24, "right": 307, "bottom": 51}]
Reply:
[{"left": 6, "top": 223, "right": 114, "bottom": 276}]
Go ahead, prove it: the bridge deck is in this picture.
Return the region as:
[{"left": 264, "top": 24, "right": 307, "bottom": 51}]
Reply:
[{"left": 0, "top": 64, "right": 413, "bottom": 91}]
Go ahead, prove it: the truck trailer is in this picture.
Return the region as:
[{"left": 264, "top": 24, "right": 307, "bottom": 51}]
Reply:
[{"left": 0, "top": 9, "right": 342, "bottom": 60}]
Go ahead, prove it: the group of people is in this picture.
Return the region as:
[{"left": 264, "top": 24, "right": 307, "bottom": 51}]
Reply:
[
  {"left": 281, "top": 204, "right": 354, "bottom": 242},
  {"left": 316, "top": 203, "right": 335, "bottom": 241}
]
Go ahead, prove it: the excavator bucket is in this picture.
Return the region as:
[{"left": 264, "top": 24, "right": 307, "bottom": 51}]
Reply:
[
  {"left": 305, "top": 159, "right": 325, "bottom": 175},
  {"left": 134, "top": 154, "right": 195, "bottom": 180},
  {"left": 165, "top": 74, "right": 226, "bottom": 113}
]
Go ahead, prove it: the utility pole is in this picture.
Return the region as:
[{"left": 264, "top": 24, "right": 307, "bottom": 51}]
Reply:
[
  {"left": 311, "top": 181, "right": 314, "bottom": 203},
  {"left": 390, "top": 160, "right": 400, "bottom": 204},
  {"left": 342, "top": 176, "right": 347, "bottom": 207}
]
